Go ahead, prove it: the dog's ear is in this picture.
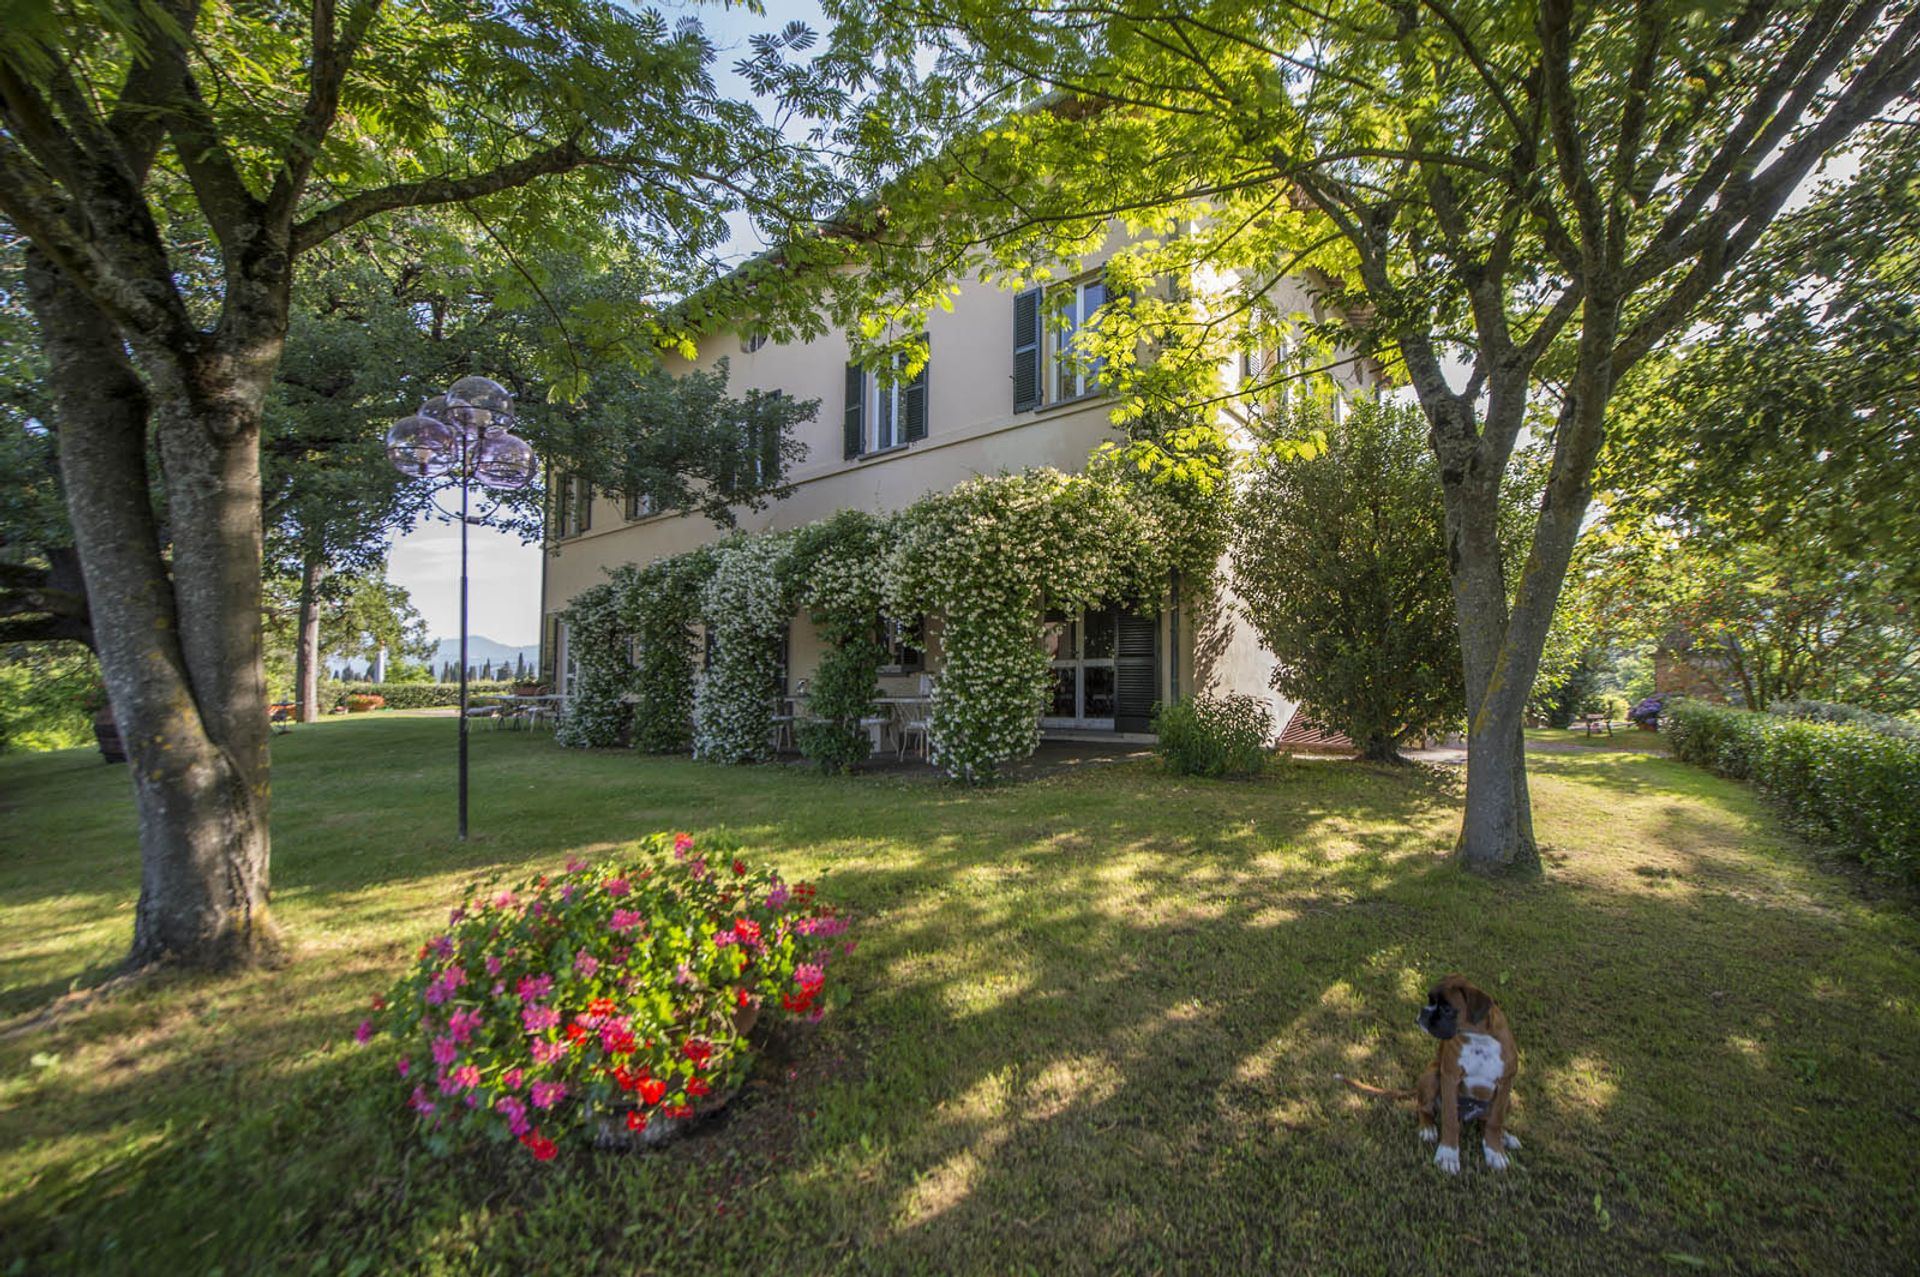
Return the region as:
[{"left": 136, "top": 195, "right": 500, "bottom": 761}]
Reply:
[{"left": 1462, "top": 985, "right": 1492, "bottom": 1025}]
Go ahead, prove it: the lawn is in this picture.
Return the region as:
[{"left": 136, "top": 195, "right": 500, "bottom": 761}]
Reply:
[{"left": 2, "top": 716, "right": 1917, "bottom": 1274}]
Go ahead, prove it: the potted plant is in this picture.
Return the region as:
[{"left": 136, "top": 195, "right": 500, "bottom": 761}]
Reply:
[
  {"left": 353, "top": 831, "right": 850, "bottom": 1161},
  {"left": 344, "top": 692, "right": 386, "bottom": 713}
]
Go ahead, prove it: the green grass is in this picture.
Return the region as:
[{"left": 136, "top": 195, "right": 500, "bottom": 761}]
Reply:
[{"left": 2, "top": 716, "right": 1917, "bottom": 1274}]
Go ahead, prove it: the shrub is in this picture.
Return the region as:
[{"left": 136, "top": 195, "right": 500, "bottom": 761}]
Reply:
[
  {"left": 344, "top": 693, "right": 387, "bottom": 712},
  {"left": 1769, "top": 698, "right": 1920, "bottom": 741},
  {"left": 353, "top": 831, "right": 850, "bottom": 1161},
  {"left": 323, "top": 680, "right": 515, "bottom": 711},
  {"left": 1665, "top": 698, "right": 1920, "bottom": 879},
  {"left": 1152, "top": 695, "right": 1272, "bottom": 778},
  {"left": 1231, "top": 398, "right": 1464, "bottom": 762}
]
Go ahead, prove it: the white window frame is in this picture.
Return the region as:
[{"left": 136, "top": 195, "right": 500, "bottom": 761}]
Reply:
[
  {"left": 869, "top": 356, "right": 908, "bottom": 453},
  {"left": 1051, "top": 277, "right": 1108, "bottom": 403}
]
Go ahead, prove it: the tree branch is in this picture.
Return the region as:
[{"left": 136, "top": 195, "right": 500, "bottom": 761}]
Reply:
[
  {"left": 266, "top": 0, "right": 385, "bottom": 229},
  {"left": 291, "top": 138, "right": 589, "bottom": 255}
]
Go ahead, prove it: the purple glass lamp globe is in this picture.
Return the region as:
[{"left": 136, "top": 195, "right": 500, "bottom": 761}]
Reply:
[
  {"left": 473, "top": 431, "right": 537, "bottom": 490},
  {"left": 385, "top": 414, "right": 458, "bottom": 478},
  {"left": 446, "top": 375, "right": 514, "bottom": 413}
]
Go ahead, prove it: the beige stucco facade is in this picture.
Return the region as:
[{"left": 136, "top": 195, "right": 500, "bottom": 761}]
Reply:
[{"left": 538, "top": 254, "right": 1351, "bottom": 743}]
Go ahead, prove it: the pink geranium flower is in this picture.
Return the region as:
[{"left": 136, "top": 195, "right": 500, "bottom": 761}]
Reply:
[
  {"left": 610, "top": 909, "right": 643, "bottom": 933},
  {"left": 530, "top": 1080, "right": 567, "bottom": 1109},
  {"left": 604, "top": 877, "right": 631, "bottom": 897}
]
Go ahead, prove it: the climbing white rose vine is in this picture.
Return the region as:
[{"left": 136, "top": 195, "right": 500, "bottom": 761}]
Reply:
[
  {"left": 559, "top": 416, "right": 1228, "bottom": 781},
  {"left": 692, "top": 534, "right": 796, "bottom": 764}
]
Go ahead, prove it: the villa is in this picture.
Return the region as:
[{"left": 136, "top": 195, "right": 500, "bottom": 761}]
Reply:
[{"left": 537, "top": 238, "right": 1371, "bottom": 749}]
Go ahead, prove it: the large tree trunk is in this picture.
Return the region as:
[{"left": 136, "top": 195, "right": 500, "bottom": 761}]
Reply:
[
  {"left": 28, "top": 251, "right": 280, "bottom": 970},
  {"left": 295, "top": 552, "right": 326, "bottom": 722},
  {"left": 1442, "top": 463, "right": 1542, "bottom": 878}
]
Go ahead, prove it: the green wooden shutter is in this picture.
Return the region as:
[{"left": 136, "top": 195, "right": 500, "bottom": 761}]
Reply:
[
  {"left": 843, "top": 362, "right": 864, "bottom": 459},
  {"left": 760, "top": 391, "right": 784, "bottom": 482},
  {"left": 903, "top": 336, "right": 929, "bottom": 441},
  {"left": 1012, "top": 288, "right": 1042, "bottom": 411},
  {"left": 1114, "top": 606, "right": 1159, "bottom": 732}
]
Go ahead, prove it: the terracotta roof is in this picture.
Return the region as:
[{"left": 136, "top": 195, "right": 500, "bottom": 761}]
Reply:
[{"left": 1278, "top": 706, "right": 1353, "bottom": 752}]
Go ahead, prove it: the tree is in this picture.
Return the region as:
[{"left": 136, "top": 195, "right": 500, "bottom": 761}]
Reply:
[
  {"left": 1235, "top": 398, "right": 1461, "bottom": 760},
  {"left": 0, "top": 1, "right": 834, "bottom": 967},
  {"left": 817, "top": 0, "right": 1920, "bottom": 873}
]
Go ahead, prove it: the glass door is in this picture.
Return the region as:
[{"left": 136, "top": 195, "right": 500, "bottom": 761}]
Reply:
[{"left": 1041, "top": 607, "right": 1117, "bottom": 730}]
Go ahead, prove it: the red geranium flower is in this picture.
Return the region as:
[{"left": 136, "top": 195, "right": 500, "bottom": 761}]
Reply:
[
  {"left": 663, "top": 1104, "right": 694, "bottom": 1119},
  {"left": 733, "top": 918, "right": 761, "bottom": 944},
  {"left": 687, "top": 1077, "right": 711, "bottom": 1098},
  {"left": 625, "top": 1111, "right": 648, "bottom": 1132},
  {"left": 638, "top": 1077, "right": 666, "bottom": 1105},
  {"left": 519, "top": 1130, "right": 558, "bottom": 1161},
  {"left": 735, "top": 987, "right": 751, "bottom": 1008},
  {"left": 588, "top": 997, "right": 616, "bottom": 1017},
  {"left": 732, "top": 859, "right": 748, "bottom": 877},
  {"left": 682, "top": 1038, "right": 712, "bottom": 1068},
  {"left": 565, "top": 1022, "right": 588, "bottom": 1043}
]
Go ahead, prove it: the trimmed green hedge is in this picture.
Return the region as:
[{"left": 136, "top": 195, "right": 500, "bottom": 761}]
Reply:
[
  {"left": 321, "top": 681, "right": 518, "bottom": 711},
  {"left": 1665, "top": 698, "right": 1920, "bottom": 879}
]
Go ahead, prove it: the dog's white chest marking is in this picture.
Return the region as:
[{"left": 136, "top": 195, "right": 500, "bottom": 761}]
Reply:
[{"left": 1458, "top": 1032, "right": 1504, "bottom": 1096}]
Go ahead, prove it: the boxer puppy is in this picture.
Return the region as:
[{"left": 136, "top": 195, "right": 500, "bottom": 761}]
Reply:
[{"left": 1336, "top": 974, "right": 1520, "bottom": 1174}]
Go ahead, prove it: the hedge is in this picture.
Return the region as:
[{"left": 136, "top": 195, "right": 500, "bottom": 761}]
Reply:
[
  {"left": 321, "top": 681, "right": 518, "bottom": 711},
  {"left": 1664, "top": 698, "right": 1920, "bottom": 880}
]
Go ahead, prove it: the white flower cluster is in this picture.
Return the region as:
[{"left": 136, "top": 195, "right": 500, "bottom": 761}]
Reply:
[
  {"left": 692, "top": 534, "right": 796, "bottom": 763},
  {"left": 555, "top": 582, "right": 634, "bottom": 749},
  {"left": 560, "top": 444, "right": 1228, "bottom": 780}
]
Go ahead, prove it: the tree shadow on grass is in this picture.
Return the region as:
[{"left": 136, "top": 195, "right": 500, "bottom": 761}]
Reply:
[{"left": 3, "top": 723, "right": 1919, "bottom": 1274}]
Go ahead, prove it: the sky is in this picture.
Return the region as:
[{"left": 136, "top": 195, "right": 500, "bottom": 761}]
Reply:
[{"left": 385, "top": 0, "right": 827, "bottom": 646}]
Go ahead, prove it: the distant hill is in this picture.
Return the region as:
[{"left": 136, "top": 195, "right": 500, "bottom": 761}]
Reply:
[{"left": 428, "top": 635, "right": 540, "bottom": 675}]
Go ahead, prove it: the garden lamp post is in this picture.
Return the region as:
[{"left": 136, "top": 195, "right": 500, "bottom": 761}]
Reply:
[{"left": 385, "top": 377, "right": 538, "bottom": 840}]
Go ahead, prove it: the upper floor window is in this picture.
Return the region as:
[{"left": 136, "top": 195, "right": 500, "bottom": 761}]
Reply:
[
  {"left": 555, "top": 474, "right": 592, "bottom": 538},
  {"left": 740, "top": 390, "right": 786, "bottom": 486},
  {"left": 740, "top": 330, "right": 767, "bottom": 354},
  {"left": 844, "top": 341, "right": 928, "bottom": 460},
  {"left": 625, "top": 490, "right": 657, "bottom": 520},
  {"left": 1014, "top": 277, "right": 1107, "bottom": 411},
  {"left": 1052, "top": 277, "right": 1108, "bottom": 402}
]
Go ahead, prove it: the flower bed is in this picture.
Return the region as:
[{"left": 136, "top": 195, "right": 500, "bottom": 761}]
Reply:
[
  {"left": 343, "top": 693, "right": 386, "bottom": 713},
  {"left": 354, "top": 832, "right": 850, "bottom": 1160}
]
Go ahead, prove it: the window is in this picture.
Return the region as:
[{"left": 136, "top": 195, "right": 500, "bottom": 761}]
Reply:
[
  {"left": 1052, "top": 277, "right": 1108, "bottom": 402},
  {"left": 739, "top": 390, "right": 785, "bottom": 487},
  {"left": 1013, "top": 278, "right": 1107, "bottom": 412},
  {"left": 555, "top": 474, "right": 592, "bottom": 538},
  {"left": 844, "top": 341, "right": 928, "bottom": 460},
  {"left": 880, "top": 616, "right": 925, "bottom": 672},
  {"left": 625, "top": 490, "right": 657, "bottom": 520},
  {"left": 740, "top": 330, "right": 767, "bottom": 354}
]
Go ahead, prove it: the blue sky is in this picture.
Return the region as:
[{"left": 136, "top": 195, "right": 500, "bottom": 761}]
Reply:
[{"left": 387, "top": 0, "right": 828, "bottom": 646}]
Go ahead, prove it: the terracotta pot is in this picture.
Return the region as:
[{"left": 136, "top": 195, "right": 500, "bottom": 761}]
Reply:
[{"left": 589, "top": 1002, "right": 771, "bottom": 1151}]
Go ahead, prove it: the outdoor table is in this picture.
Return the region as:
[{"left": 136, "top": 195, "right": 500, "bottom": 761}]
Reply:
[{"left": 486, "top": 693, "right": 565, "bottom": 730}]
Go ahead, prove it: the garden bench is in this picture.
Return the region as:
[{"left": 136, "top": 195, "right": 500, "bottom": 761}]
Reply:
[{"left": 1578, "top": 713, "right": 1613, "bottom": 737}]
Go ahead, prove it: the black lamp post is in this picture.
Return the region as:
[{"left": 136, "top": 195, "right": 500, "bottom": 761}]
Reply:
[{"left": 385, "top": 376, "right": 537, "bottom": 840}]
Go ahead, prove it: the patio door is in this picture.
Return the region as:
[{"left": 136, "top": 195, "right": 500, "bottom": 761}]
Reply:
[{"left": 1043, "top": 604, "right": 1155, "bottom": 731}]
